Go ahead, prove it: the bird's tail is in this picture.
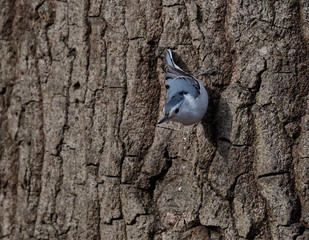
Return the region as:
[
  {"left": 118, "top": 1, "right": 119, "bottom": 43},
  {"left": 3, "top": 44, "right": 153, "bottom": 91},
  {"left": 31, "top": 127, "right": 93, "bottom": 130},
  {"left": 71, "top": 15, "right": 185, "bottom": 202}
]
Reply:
[
  {"left": 164, "top": 49, "right": 182, "bottom": 71},
  {"left": 163, "top": 49, "right": 191, "bottom": 77}
]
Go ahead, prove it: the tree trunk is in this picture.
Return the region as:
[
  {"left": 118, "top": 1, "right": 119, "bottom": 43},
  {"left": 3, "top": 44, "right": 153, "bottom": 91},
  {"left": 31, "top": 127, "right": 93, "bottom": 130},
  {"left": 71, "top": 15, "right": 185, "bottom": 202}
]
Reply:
[{"left": 1, "top": 0, "right": 309, "bottom": 239}]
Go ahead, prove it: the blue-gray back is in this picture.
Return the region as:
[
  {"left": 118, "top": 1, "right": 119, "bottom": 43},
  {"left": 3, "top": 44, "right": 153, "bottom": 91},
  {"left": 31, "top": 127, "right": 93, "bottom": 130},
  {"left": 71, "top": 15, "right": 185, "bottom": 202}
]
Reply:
[
  {"left": 163, "top": 50, "right": 200, "bottom": 101},
  {"left": 165, "top": 75, "right": 200, "bottom": 101}
]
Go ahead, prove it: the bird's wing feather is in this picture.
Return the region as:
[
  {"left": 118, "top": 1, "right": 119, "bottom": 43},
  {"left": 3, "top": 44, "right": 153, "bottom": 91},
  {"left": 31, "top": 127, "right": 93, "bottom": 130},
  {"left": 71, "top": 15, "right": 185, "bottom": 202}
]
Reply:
[
  {"left": 163, "top": 49, "right": 200, "bottom": 101},
  {"left": 165, "top": 76, "right": 200, "bottom": 100}
]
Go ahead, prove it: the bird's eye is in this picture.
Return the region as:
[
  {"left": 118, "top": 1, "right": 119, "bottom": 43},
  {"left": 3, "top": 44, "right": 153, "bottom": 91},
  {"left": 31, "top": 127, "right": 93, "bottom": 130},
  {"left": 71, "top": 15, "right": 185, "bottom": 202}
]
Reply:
[
  {"left": 175, "top": 108, "right": 179, "bottom": 113},
  {"left": 165, "top": 85, "right": 170, "bottom": 89}
]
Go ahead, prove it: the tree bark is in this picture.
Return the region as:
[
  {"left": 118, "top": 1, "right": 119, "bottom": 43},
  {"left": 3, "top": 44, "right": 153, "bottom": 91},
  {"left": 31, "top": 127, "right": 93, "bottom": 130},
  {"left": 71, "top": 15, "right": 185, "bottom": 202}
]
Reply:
[{"left": 0, "top": 0, "right": 309, "bottom": 239}]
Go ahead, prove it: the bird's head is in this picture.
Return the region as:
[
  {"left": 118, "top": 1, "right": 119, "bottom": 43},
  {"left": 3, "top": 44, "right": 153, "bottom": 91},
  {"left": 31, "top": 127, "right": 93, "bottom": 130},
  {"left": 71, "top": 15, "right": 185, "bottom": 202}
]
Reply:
[{"left": 158, "top": 94, "right": 184, "bottom": 124}]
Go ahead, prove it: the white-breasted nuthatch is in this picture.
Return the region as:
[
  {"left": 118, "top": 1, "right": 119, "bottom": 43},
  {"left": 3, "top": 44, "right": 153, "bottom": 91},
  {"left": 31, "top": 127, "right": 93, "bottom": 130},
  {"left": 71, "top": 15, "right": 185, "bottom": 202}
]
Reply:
[{"left": 158, "top": 49, "right": 209, "bottom": 126}]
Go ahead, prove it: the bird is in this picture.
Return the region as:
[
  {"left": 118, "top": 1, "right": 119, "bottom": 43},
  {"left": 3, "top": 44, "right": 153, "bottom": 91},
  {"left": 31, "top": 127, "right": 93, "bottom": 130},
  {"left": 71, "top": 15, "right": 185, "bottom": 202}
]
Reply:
[{"left": 158, "top": 49, "right": 209, "bottom": 126}]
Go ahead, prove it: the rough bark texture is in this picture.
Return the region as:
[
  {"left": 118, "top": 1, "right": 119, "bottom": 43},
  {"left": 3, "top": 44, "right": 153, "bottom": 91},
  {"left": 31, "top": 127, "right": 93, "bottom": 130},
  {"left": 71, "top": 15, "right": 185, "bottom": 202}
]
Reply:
[{"left": 0, "top": 0, "right": 309, "bottom": 239}]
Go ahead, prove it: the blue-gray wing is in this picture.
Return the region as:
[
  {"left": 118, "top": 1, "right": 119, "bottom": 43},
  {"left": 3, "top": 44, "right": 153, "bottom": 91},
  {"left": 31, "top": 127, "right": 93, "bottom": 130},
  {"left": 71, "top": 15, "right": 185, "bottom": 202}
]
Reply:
[
  {"left": 163, "top": 49, "right": 200, "bottom": 101},
  {"left": 165, "top": 76, "right": 200, "bottom": 101}
]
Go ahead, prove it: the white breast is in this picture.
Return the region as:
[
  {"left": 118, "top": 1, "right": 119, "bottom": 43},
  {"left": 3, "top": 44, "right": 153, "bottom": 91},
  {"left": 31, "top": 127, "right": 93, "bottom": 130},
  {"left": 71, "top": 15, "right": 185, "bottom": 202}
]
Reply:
[{"left": 174, "top": 80, "right": 208, "bottom": 126}]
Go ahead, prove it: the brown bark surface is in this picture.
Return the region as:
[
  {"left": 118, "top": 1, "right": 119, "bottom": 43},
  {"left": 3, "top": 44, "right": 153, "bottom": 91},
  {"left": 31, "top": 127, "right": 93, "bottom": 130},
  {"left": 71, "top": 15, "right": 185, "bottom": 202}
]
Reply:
[{"left": 1, "top": 0, "right": 309, "bottom": 239}]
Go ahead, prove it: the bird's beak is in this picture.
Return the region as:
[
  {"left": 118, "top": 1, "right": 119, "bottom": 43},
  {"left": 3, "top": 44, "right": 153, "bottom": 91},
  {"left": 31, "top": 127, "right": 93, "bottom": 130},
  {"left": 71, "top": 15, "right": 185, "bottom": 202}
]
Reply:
[{"left": 157, "top": 116, "right": 169, "bottom": 124}]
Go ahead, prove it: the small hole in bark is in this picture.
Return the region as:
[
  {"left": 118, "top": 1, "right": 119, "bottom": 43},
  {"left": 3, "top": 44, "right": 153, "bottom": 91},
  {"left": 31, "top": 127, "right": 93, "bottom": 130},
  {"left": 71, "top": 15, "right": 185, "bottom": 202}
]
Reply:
[
  {"left": 147, "top": 40, "right": 156, "bottom": 46},
  {"left": 274, "top": 32, "right": 281, "bottom": 39},
  {"left": 68, "top": 48, "right": 76, "bottom": 57},
  {"left": 0, "top": 87, "right": 6, "bottom": 94},
  {"left": 73, "top": 82, "right": 80, "bottom": 90}
]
